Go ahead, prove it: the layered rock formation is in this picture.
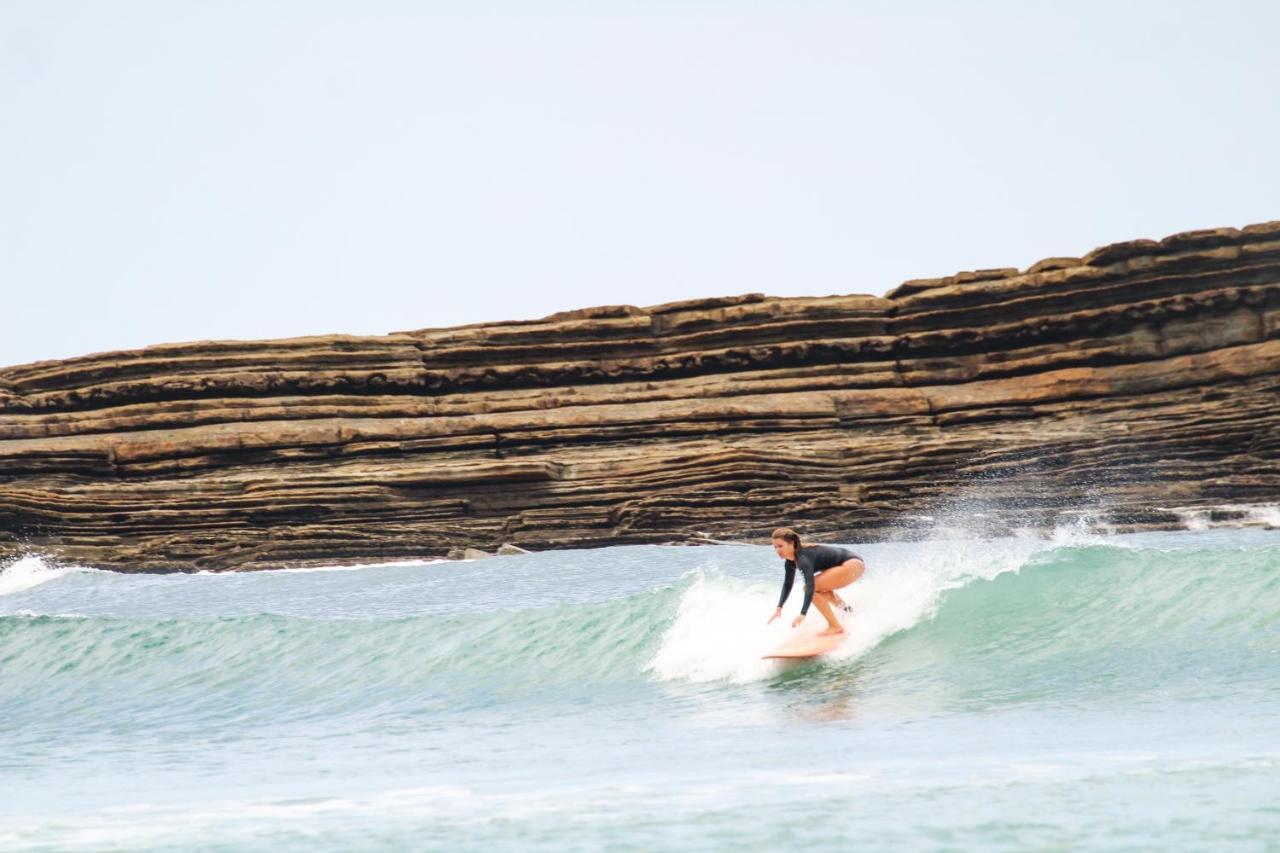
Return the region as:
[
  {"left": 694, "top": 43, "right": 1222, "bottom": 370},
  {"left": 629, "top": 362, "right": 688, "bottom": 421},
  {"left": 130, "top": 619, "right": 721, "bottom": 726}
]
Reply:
[{"left": 3, "top": 220, "right": 1279, "bottom": 571}]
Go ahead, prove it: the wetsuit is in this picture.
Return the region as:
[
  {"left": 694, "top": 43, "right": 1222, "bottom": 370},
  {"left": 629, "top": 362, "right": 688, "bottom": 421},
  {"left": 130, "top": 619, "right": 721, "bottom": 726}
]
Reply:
[{"left": 777, "top": 544, "right": 861, "bottom": 615}]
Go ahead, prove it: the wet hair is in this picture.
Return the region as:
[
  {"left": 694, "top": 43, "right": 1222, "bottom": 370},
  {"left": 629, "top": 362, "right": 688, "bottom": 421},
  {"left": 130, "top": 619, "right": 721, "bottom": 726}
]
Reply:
[{"left": 771, "top": 527, "right": 802, "bottom": 550}]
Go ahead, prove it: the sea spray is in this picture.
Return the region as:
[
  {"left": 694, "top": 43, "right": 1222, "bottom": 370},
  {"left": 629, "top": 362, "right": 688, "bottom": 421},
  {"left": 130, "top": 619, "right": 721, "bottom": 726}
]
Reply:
[
  {"left": 0, "top": 555, "right": 85, "bottom": 597},
  {"left": 644, "top": 571, "right": 782, "bottom": 683},
  {"left": 647, "top": 535, "right": 1044, "bottom": 683}
]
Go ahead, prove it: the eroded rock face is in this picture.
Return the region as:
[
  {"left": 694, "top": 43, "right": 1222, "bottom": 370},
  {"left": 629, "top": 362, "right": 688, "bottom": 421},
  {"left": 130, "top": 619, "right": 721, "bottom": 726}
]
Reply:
[{"left": 3, "top": 221, "right": 1280, "bottom": 571}]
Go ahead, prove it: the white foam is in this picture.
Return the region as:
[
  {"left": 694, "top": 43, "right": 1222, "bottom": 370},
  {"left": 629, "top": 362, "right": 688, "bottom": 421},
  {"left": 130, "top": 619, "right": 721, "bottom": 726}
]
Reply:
[
  {"left": 0, "top": 555, "right": 84, "bottom": 597},
  {"left": 194, "top": 557, "right": 448, "bottom": 576},
  {"left": 646, "top": 537, "right": 1044, "bottom": 684},
  {"left": 644, "top": 573, "right": 782, "bottom": 683},
  {"left": 1049, "top": 512, "right": 1121, "bottom": 545},
  {"left": 1164, "top": 503, "right": 1280, "bottom": 532},
  {"left": 0, "top": 784, "right": 559, "bottom": 848},
  {"left": 12, "top": 609, "right": 87, "bottom": 619},
  {"left": 1171, "top": 508, "right": 1211, "bottom": 531}
]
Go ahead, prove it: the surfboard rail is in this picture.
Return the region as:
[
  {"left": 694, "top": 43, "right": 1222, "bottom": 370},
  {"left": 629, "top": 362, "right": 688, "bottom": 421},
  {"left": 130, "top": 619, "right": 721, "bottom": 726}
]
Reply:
[{"left": 762, "top": 632, "right": 847, "bottom": 660}]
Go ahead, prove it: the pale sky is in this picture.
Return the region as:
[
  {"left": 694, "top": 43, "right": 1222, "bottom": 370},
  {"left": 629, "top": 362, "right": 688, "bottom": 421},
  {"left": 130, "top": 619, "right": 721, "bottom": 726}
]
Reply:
[{"left": 3, "top": 1, "right": 1278, "bottom": 368}]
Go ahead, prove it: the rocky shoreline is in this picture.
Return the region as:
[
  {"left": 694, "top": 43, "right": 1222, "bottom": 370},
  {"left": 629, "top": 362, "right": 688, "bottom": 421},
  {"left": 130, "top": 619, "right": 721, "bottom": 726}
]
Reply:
[{"left": 3, "top": 220, "right": 1280, "bottom": 571}]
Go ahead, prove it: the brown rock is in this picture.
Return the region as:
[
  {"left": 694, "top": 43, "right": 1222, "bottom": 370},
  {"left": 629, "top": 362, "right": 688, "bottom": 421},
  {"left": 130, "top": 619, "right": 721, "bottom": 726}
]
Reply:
[{"left": 3, "top": 219, "right": 1280, "bottom": 571}]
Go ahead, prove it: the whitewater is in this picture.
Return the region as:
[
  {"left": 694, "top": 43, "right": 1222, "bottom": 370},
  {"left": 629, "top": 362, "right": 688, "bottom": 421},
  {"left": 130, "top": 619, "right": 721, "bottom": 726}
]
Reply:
[{"left": 2, "top": 528, "right": 1279, "bottom": 850}]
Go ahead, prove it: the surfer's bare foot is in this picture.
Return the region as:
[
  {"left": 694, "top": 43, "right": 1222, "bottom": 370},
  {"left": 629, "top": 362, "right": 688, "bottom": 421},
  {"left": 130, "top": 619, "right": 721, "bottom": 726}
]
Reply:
[{"left": 818, "top": 626, "right": 845, "bottom": 636}]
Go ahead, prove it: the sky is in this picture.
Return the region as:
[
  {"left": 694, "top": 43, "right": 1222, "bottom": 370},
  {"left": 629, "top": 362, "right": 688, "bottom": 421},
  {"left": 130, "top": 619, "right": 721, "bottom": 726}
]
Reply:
[{"left": 3, "top": 1, "right": 1278, "bottom": 368}]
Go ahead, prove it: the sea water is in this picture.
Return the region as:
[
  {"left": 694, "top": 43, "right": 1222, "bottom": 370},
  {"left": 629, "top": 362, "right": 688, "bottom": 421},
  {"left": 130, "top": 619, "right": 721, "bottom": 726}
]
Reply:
[{"left": 2, "top": 528, "right": 1279, "bottom": 850}]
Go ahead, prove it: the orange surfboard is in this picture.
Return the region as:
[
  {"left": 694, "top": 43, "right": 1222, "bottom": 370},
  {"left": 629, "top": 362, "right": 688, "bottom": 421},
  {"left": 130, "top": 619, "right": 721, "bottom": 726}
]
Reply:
[{"left": 762, "top": 632, "right": 847, "bottom": 660}]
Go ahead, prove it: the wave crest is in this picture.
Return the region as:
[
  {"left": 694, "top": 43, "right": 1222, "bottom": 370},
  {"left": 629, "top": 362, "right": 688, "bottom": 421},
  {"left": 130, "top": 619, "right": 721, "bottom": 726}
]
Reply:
[{"left": 0, "top": 556, "right": 86, "bottom": 597}]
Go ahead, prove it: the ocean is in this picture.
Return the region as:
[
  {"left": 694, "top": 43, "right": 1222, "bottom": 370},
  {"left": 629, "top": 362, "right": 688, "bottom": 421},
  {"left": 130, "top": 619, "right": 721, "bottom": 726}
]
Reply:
[{"left": 2, "top": 526, "right": 1278, "bottom": 851}]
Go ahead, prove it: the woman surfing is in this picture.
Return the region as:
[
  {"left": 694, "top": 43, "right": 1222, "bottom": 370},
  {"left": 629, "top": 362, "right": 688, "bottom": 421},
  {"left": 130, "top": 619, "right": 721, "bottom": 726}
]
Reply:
[{"left": 766, "top": 527, "right": 865, "bottom": 636}]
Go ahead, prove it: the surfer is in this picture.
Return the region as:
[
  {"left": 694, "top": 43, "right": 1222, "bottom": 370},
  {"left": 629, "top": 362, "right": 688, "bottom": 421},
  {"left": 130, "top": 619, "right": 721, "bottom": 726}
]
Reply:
[{"left": 766, "top": 527, "right": 864, "bottom": 636}]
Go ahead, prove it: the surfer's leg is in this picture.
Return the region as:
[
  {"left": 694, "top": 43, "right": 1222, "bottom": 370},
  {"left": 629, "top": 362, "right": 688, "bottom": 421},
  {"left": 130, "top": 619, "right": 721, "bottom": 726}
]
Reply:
[
  {"left": 809, "top": 591, "right": 843, "bottom": 635},
  {"left": 816, "top": 589, "right": 852, "bottom": 615},
  {"left": 817, "top": 559, "right": 864, "bottom": 613},
  {"left": 814, "top": 559, "right": 861, "bottom": 593}
]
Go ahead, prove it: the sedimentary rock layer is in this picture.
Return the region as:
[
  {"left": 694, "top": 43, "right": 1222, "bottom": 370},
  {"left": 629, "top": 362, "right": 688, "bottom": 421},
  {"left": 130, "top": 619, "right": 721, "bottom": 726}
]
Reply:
[{"left": 3, "top": 221, "right": 1280, "bottom": 571}]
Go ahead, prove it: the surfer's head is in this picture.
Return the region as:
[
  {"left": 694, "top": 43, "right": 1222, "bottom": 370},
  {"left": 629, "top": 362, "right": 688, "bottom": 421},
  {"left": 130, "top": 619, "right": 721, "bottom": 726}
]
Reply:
[{"left": 771, "top": 527, "right": 801, "bottom": 560}]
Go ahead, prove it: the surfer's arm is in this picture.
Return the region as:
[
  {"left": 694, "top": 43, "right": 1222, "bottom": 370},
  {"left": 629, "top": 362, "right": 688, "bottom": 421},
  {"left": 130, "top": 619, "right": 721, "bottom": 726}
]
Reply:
[
  {"left": 776, "top": 563, "right": 796, "bottom": 608},
  {"left": 799, "top": 565, "right": 815, "bottom": 615}
]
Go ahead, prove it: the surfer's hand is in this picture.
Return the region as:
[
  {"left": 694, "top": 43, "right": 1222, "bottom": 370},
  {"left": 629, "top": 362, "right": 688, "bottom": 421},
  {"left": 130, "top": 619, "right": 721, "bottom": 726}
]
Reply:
[
  {"left": 792, "top": 613, "right": 805, "bottom": 628},
  {"left": 767, "top": 607, "right": 781, "bottom": 625}
]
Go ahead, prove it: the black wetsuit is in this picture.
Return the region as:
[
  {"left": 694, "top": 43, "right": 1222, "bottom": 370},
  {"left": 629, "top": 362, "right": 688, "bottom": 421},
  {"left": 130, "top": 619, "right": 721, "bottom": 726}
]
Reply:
[{"left": 777, "top": 544, "right": 861, "bottom": 615}]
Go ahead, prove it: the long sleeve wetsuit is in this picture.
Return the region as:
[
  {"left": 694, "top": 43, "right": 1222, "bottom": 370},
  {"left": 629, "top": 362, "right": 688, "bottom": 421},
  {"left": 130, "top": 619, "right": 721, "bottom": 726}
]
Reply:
[{"left": 777, "top": 544, "right": 860, "bottom": 615}]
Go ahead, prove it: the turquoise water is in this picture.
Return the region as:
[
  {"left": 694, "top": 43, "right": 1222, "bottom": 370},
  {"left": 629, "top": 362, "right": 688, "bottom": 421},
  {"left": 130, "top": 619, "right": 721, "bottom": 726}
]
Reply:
[{"left": 2, "top": 529, "right": 1279, "bottom": 850}]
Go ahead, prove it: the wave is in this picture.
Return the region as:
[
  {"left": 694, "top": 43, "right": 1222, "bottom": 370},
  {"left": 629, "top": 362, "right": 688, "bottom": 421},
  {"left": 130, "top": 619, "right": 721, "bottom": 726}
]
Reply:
[
  {"left": 0, "top": 585, "right": 682, "bottom": 736},
  {"left": 0, "top": 555, "right": 88, "bottom": 597},
  {"left": 647, "top": 536, "right": 1047, "bottom": 683},
  {"left": 649, "top": 535, "right": 1280, "bottom": 692},
  {"left": 871, "top": 541, "right": 1280, "bottom": 708},
  {"left": 3, "top": 534, "right": 1278, "bottom": 732}
]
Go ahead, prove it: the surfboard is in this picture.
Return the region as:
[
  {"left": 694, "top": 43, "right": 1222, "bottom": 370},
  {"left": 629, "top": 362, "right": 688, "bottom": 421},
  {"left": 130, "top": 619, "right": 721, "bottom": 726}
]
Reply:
[{"left": 762, "top": 632, "right": 847, "bottom": 660}]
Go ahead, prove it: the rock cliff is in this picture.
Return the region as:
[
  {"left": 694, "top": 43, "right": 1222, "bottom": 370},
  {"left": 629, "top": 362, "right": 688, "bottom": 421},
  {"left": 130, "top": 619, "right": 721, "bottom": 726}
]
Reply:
[{"left": 3, "top": 221, "right": 1279, "bottom": 571}]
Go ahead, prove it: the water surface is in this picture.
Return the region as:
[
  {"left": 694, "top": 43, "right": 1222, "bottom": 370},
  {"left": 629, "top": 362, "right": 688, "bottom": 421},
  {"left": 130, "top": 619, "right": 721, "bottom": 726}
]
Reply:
[{"left": 2, "top": 529, "right": 1278, "bottom": 850}]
